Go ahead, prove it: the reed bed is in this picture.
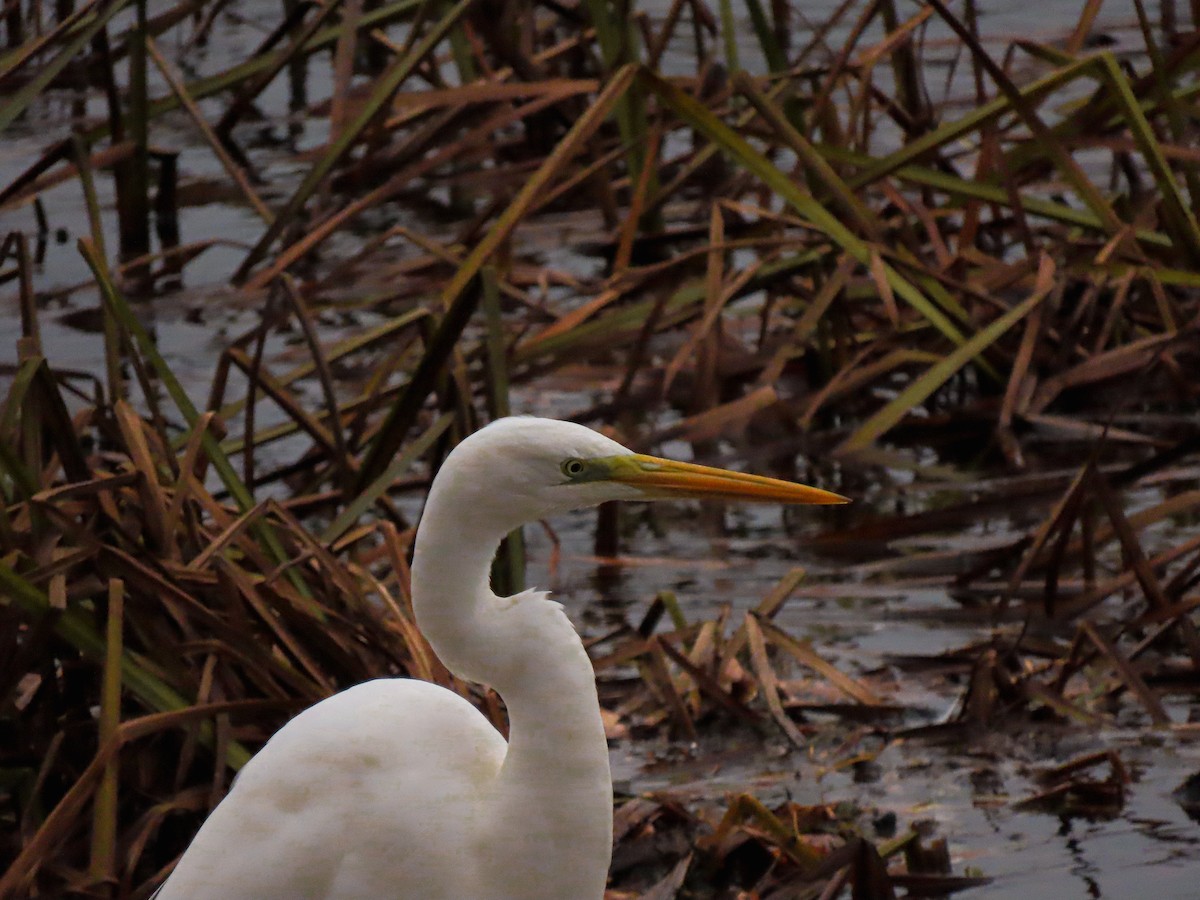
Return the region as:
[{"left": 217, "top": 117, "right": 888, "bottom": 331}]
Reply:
[{"left": 2, "top": 0, "right": 1199, "bottom": 896}]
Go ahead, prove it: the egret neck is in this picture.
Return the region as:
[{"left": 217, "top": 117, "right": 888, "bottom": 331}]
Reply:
[{"left": 411, "top": 483, "right": 612, "bottom": 898}]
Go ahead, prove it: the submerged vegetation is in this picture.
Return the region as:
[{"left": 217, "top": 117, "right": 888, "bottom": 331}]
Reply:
[{"left": 2, "top": 0, "right": 1199, "bottom": 896}]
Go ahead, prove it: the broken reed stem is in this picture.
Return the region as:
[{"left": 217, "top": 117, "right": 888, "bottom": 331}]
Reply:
[
  {"left": 89, "top": 577, "right": 124, "bottom": 885},
  {"left": 145, "top": 36, "right": 273, "bottom": 223}
]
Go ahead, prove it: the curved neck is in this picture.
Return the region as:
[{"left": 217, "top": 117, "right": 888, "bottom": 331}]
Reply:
[
  {"left": 410, "top": 482, "right": 613, "bottom": 896},
  {"left": 410, "top": 499, "right": 500, "bottom": 683},
  {"left": 410, "top": 488, "right": 611, "bottom": 782},
  {"left": 409, "top": 484, "right": 600, "bottom": 712}
]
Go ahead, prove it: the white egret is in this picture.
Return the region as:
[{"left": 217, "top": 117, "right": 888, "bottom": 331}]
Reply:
[{"left": 157, "top": 417, "right": 846, "bottom": 899}]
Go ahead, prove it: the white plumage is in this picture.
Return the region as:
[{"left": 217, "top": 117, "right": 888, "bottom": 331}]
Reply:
[{"left": 157, "top": 417, "right": 845, "bottom": 898}]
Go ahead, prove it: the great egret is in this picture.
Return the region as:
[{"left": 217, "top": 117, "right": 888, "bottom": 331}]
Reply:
[{"left": 157, "top": 417, "right": 846, "bottom": 899}]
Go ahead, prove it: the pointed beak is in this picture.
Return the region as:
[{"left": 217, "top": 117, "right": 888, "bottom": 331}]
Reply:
[{"left": 601, "top": 454, "right": 849, "bottom": 505}]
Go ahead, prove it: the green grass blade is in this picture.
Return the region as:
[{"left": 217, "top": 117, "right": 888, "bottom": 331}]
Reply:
[
  {"left": 0, "top": 0, "right": 133, "bottom": 135},
  {"left": 235, "top": 0, "right": 476, "bottom": 279},
  {"left": 845, "top": 56, "right": 1095, "bottom": 192},
  {"left": 81, "top": 0, "right": 424, "bottom": 144},
  {"left": 0, "top": 561, "right": 252, "bottom": 768},
  {"left": 357, "top": 65, "right": 638, "bottom": 489},
  {"left": 640, "top": 68, "right": 970, "bottom": 349},
  {"left": 718, "top": 0, "right": 740, "bottom": 71},
  {"left": 322, "top": 412, "right": 452, "bottom": 544},
  {"left": 837, "top": 287, "right": 1048, "bottom": 454},
  {"left": 579, "top": 0, "right": 660, "bottom": 230},
  {"left": 742, "top": 0, "right": 787, "bottom": 72},
  {"left": 77, "top": 239, "right": 311, "bottom": 604},
  {"left": 821, "top": 144, "right": 1174, "bottom": 251},
  {"left": 1096, "top": 52, "right": 1200, "bottom": 264}
]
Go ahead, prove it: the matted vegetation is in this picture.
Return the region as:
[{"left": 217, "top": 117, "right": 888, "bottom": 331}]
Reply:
[{"left": 2, "top": 0, "right": 1199, "bottom": 896}]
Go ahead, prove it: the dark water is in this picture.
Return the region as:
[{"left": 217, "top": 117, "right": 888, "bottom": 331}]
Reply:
[
  {"left": 2, "top": 2, "right": 1196, "bottom": 896},
  {"left": 528, "top": 485, "right": 1200, "bottom": 898}
]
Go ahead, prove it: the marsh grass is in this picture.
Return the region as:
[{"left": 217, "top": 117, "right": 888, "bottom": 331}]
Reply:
[{"left": 2, "top": 0, "right": 1200, "bottom": 895}]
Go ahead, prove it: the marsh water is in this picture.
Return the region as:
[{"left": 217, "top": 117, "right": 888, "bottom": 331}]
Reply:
[{"left": 3, "top": 2, "right": 1199, "bottom": 897}]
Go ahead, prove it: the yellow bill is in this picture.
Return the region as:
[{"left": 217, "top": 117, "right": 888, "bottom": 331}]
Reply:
[{"left": 600, "top": 454, "right": 849, "bottom": 505}]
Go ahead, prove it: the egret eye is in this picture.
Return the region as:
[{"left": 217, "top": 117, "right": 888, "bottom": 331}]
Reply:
[{"left": 561, "top": 458, "right": 586, "bottom": 479}]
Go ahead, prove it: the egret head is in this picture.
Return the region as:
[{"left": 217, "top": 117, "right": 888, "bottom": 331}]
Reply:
[{"left": 430, "top": 417, "right": 846, "bottom": 537}]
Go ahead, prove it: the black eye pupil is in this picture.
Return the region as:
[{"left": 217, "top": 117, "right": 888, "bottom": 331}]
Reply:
[{"left": 566, "top": 460, "right": 583, "bottom": 476}]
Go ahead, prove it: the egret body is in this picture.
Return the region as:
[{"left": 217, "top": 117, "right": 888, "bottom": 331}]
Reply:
[{"left": 157, "top": 417, "right": 845, "bottom": 899}]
